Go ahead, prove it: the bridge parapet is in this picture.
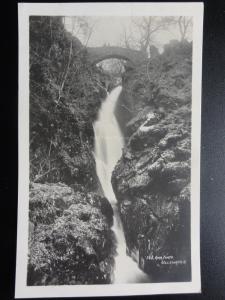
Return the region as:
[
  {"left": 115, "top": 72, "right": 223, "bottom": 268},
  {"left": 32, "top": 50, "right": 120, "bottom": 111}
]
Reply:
[{"left": 87, "top": 46, "right": 147, "bottom": 66}]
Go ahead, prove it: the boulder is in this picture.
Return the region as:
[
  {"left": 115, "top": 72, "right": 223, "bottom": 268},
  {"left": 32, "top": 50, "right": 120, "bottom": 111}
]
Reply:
[{"left": 28, "top": 182, "right": 115, "bottom": 285}]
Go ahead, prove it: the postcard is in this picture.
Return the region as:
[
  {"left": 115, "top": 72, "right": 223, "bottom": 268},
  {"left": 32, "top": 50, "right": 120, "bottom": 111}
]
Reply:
[{"left": 16, "top": 2, "right": 203, "bottom": 297}]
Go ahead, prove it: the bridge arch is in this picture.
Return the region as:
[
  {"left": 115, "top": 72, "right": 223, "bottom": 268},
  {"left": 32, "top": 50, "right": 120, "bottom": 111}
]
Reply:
[{"left": 87, "top": 46, "right": 146, "bottom": 66}]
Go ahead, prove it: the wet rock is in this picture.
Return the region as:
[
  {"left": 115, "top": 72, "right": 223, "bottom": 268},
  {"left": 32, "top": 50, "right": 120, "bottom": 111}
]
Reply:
[
  {"left": 129, "top": 124, "right": 167, "bottom": 151},
  {"left": 126, "top": 107, "right": 152, "bottom": 136},
  {"left": 174, "top": 139, "right": 191, "bottom": 160},
  {"left": 162, "top": 162, "right": 190, "bottom": 178},
  {"left": 123, "top": 148, "right": 133, "bottom": 160},
  {"left": 147, "top": 158, "right": 164, "bottom": 175},
  {"left": 166, "top": 179, "right": 188, "bottom": 195},
  {"left": 174, "top": 185, "right": 190, "bottom": 203},
  {"left": 127, "top": 172, "right": 153, "bottom": 192},
  {"left": 158, "top": 132, "right": 183, "bottom": 149},
  {"left": 160, "top": 149, "right": 176, "bottom": 161}
]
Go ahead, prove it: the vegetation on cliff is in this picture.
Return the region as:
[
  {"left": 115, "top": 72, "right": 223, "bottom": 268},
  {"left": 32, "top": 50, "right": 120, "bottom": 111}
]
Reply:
[
  {"left": 30, "top": 16, "right": 108, "bottom": 187},
  {"left": 28, "top": 16, "right": 115, "bottom": 285}
]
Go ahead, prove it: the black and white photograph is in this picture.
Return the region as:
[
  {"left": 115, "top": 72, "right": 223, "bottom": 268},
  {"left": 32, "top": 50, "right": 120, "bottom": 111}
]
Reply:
[{"left": 16, "top": 3, "right": 203, "bottom": 297}]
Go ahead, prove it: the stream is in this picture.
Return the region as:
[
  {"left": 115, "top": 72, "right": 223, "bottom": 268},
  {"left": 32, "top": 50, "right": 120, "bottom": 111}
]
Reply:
[{"left": 93, "top": 86, "right": 149, "bottom": 283}]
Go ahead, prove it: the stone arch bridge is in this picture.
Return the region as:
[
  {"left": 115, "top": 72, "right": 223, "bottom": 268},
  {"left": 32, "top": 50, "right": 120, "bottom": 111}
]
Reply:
[{"left": 87, "top": 46, "right": 147, "bottom": 66}]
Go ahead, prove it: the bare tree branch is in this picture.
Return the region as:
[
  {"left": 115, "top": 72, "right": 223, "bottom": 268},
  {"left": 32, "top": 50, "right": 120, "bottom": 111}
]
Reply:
[{"left": 177, "top": 17, "right": 192, "bottom": 41}]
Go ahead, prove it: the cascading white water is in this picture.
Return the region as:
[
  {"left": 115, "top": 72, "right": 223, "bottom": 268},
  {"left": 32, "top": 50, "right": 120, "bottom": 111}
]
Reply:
[{"left": 93, "top": 86, "right": 149, "bottom": 283}]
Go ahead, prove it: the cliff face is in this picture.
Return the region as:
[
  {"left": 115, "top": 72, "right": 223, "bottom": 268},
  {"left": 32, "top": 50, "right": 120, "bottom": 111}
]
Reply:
[
  {"left": 112, "top": 41, "right": 192, "bottom": 282},
  {"left": 28, "top": 17, "right": 114, "bottom": 285}
]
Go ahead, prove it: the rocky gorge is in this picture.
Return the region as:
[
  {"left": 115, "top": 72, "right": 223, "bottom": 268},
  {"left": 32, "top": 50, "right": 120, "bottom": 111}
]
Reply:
[{"left": 28, "top": 16, "right": 192, "bottom": 285}]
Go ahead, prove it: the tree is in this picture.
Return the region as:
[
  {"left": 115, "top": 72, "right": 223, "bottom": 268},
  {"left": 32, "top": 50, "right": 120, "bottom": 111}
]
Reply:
[
  {"left": 64, "top": 16, "right": 98, "bottom": 47},
  {"left": 57, "top": 17, "right": 97, "bottom": 104},
  {"left": 177, "top": 17, "right": 192, "bottom": 41},
  {"left": 121, "top": 17, "right": 176, "bottom": 57},
  {"left": 121, "top": 26, "right": 133, "bottom": 49}
]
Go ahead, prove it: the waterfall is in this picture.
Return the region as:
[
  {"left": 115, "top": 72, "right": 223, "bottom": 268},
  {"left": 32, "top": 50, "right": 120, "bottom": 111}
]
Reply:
[{"left": 93, "top": 86, "right": 149, "bottom": 283}]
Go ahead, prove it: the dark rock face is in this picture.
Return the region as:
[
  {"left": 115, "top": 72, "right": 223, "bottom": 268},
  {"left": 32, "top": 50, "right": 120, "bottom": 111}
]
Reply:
[
  {"left": 112, "top": 41, "right": 192, "bottom": 282},
  {"left": 28, "top": 183, "right": 115, "bottom": 285}
]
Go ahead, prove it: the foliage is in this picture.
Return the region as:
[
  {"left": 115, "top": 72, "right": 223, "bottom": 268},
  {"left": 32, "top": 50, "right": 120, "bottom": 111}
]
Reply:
[
  {"left": 177, "top": 17, "right": 192, "bottom": 41},
  {"left": 121, "top": 17, "right": 176, "bottom": 56},
  {"left": 120, "top": 16, "right": 192, "bottom": 56},
  {"left": 29, "top": 16, "right": 108, "bottom": 185}
]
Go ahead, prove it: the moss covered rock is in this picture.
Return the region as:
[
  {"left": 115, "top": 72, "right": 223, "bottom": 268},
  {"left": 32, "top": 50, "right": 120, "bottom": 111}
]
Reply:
[{"left": 28, "top": 183, "right": 115, "bottom": 285}]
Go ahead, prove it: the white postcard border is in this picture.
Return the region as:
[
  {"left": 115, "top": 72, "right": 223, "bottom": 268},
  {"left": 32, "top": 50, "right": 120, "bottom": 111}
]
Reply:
[{"left": 16, "top": 2, "right": 203, "bottom": 298}]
